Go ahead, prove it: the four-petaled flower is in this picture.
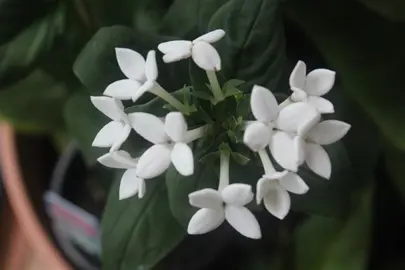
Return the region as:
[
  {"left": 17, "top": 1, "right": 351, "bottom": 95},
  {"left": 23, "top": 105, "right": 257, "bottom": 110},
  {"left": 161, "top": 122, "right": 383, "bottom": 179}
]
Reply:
[
  {"left": 289, "top": 60, "right": 336, "bottom": 114},
  {"left": 98, "top": 150, "right": 145, "bottom": 199},
  {"left": 187, "top": 184, "right": 261, "bottom": 239},
  {"left": 157, "top": 29, "right": 225, "bottom": 71},
  {"left": 104, "top": 49, "right": 158, "bottom": 102},
  {"left": 91, "top": 96, "right": 132, "bottom": 152},
  {"left": 129, "top": 111, "right": 194, "bottom": 179},
  {"left": 294, "top": 119, "right": 351, "bottom": 179},
  {"left": 256, "top": 171, "right": 309, "bottom": 219}
]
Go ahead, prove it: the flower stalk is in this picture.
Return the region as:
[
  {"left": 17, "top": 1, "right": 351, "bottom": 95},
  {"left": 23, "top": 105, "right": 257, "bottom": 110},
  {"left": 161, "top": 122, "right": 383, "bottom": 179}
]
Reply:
[
  {"left": 184, "top": 125, "right": 209, "bottom": 143},
  {"left": 258, "top": 149, "right": 276, "bottom": 175},
  {"left": 218, "top": 149, "right": 230, "bottom": 191},
  {"left": 206, "top": 70, "right": 224, "bottom": 104},
  {"left": 150, "top": 82, "right": 191, "bottom": 114}
]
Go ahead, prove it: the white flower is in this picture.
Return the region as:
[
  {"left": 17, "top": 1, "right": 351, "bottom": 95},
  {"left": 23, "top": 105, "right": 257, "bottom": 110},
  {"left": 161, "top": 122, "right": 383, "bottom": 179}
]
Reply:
[
  {"left": 294, "top": 120, "right": 351, "bottom": 179},
  {"left": 244, "top": 85, "right": 320, "bottom": 172},
  {"left": 98, "top": 151, "right": 145, "bottom": 199},
  {"left": 187, "top": 184, "right": 261, "bottom": 239},
  {"left": 256, "top": 171, "right": 308, "bottom": 219},
  {"left": 128, "top": 111, "right": 194, "bottom": 179},
  {"left": 289, "top": 60, "right": 336, "bottom": 114},
  {"left": 157, "top": 29, "right": 225, "bottom": 71},
  {"left": 91, "top": 96, "right": 132, "bottom": 152},
  {"left": 104, "top": 49, "right": 158, "bottom": 102}
]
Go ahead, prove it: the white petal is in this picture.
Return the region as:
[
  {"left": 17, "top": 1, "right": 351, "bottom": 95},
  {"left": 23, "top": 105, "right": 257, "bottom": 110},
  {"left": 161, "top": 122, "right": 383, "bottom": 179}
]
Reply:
[
  {"left": 243, "top": 121, "right": 272, "bottom": 152},
  {"left": 119, "top": 169, "right": 144, "bottom": 200},
  {"left": 193, "top": 29, "right": 225, "bottom": 44},
  {"left": 165, "top": 112, "right": 187, "bottom": 142},
  {"left": 115, "top": 48, "right": 146, "bottom": 81},
  {"left": 191, "top": 42, "right": 221, "bottom": 71},
  {"left": 250, "top": 85, "right": 279, "bottom": 123},
  {"left": 263, "top": 170, "right": 289, "bottom": 180},
  {"left": 90, "top": 96, "right": 125, "bottom": 121},
  {"left": 104, "top": 79, "right": 141, "bottom": 100},
  {"left": 305, "top": 142, "right": 331, "bottom": 179},
  {"left": 128, "top": 112, "right": 167, "bottom": 144},
  {"left": 279, "top": 172, "right": 309, "bottom": 194},
  {"left": 136, "top": 144, "right": 172, "bottom": 179},
  {"left": 263, "top": 183, "right": 291, "bottom": 219},
  {"left": 225, "top": 206, "right": 261, "bottom": 239},
  {"left": 256, "top": 177, "right": 270, "bottom": 204},
  {"left": 221, "top": 184, "right": 254, "bottom": 206},
  {"left": 132, "top": 81, "right": 154, "bottom": 102},
  {"left": 307, "top": 120, "right": 351, "bottom": 145},
  {"left": 290, "top": 88, "right": 308, "bottom": 102},
  {"left": 110, "top": 124, "right": 132, "bottom": 152},
  {"left": 157, "top": 40, "right": 192, "bottom": 55},
  {"left": 97, "top": 150, "right": 138, "bottom": 169},
  {"left": 276, "top": 102, "right": 320, "bottom": 135},
  {"left": 187, "top": 208, "right": 225, "bottom": 235},
  {"left": 293, "top": 135, "right": 305, "bottom": 166},
  {"left": 305, "top": 69, "right": 336, "bottom": 96},
  {"left": 171, "top": 143, "right": 194, "bottom": 176},
  {"left": 269, "top": 131, "right": 298, "bottom": 172},
  {"left": 163, "top": 52, "right": 191, "bottom": 63},
  {"left": 145, "top": 50, "right": 158, "bottom": 81},
  {"left": 92, "top": 121, "right": 124, "bottom": 147},
  {"left": 289, "top": 60, "right": 306, "bottom": 91},
  {"left": 307, "top": 96, "right": 334, "bottom": 114},
  {"left": 189, "top": 188, "right": 223, "bottom": 210}
]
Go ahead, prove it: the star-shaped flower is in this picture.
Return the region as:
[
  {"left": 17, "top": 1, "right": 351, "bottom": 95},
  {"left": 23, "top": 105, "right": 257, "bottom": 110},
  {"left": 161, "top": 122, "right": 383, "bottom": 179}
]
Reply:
[
  {"left": 256, "top": 171, "right": 309, "bottom": 219},
  {"left": 244, "top": 85, "right": 320, "bottom": 172},
  {"left": 98, "top": 151, "right": 145, "bottom": 199},
  {"left": 91, "top": 96, "right": 132, "bottom": 152},
  {"left": 294, "top": 119, "right": 351, "bottom": 179},
  {"left": 157, "top": 29, "right": 225, "bottom": 71},
  {"left": 289, "top": 60, "right": 336, "bottom": 114},
  {"left": 187, "top": 184, "right": 261, "bottom": 239},
  {"left": 128, "top": 111, "right": 194, "bottom": 179},
  {"left": 104, "top": 49, "right": 158, "bottom": 102}
]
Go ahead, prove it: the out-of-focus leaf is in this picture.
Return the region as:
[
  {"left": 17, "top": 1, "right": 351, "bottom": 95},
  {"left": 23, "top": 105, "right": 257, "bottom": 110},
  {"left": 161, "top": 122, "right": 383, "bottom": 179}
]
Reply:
[{"left": 356, "top": 0, "right": 405, "bottom": 22}]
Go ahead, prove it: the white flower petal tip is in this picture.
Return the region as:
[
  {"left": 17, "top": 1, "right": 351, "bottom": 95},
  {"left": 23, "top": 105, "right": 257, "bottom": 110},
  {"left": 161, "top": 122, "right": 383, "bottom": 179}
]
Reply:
[
  {"left": 90, "top": 96, "right": 125, "bottom": 121},
  {"left": 119, "top": 169, "right": 144, "bottom": 200},
  {"left": 269, "top": 131, "right": 298, "bottom": 172},
  {"left": 305, "top": 69, "right": 336, "bottom": 96},
  {"left": 187, "top": 208, "right": 225, "bottom": 235},
  {"left": 104, "top": 79, "right": 141, "bottom": 100},
  {"left": 135, "top": 144, "right": 172, "bottom": 179},
  {"left": 243, "top": 121, "right": 272, "bottom": 152},
  {"left": 193, "top": 29, "right": 226, "bottom": 44},
  {"left": 305, "top": 143, "right": 331, "bottom": 179},
  {"left": 307, "top": 120, "right": 351, "bottom": 145},
  {"left": 128, "top": 112, "right": 167, "bottom": 144},
  {"left": 263, "top": 184, "right": 291, "bottom": 220},
  {"left": 189, "top": 189, "right": 222, "bottom": 210},
  {"left": 279, "top": 172, "right": 309, "bottom": 195},
  {"left": 289, "top": 60, "right": 306, "bottom": 91},
  {"left": 97, "top": 150, "right": 138, "bottom": 169},
  {"left": 115, "top": 48, "right": 146, "bottom": 81},
  {"left": 251, "top": 85, "right": 279, "bottom": 123},
  {"left": 307, "top": 96, "right": 334, "bottom": 114},
  {"left": 157, "top": 40, "right": 192, "bottom": 55},
  {"left": 221, "top": 184, "right": 254, "bottom": 206},
  {"left": 192, "top": 42, "right": 221, "bottom": 71},
  {"left": 92, "top": 121, "right": 125, "bottom": 148},
  {"left": 225, "top": 206, "right": 262, "bottom": 239},
  {"left": 165, "top": 112, "right": 187, "bottom": 142},
  {"left": 145, "top": 50, "right": 158, "bottom": 81},
  {"left": 171, "top": 143, "right": 194, "bottom": 176}
]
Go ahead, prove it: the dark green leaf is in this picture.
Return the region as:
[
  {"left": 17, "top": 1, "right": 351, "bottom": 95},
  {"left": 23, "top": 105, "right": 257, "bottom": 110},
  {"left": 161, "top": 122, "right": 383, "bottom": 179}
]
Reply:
[
  {"left": 0, "top": 69, "right": 67, "bottom": 132},
  {"left": 385, "top": 144, "right": 405, "bottom": 203},
  {"left": 208, "top": 0, "right": 286, "bottom": 90},
  {"left": 356, "top": 0, "right": 405, "bottom": 21},
  {"left": 191, "top": 90, "right": 213, "bottom": 101},
  {"left": 102, "top": 175, "right": 184, "bottom": 270},
  {"left": 197, "top": 0, "right": 230, "bottom": 31},
  {"left": 231, "top": 151, "right": 250, "bottom": 165}
]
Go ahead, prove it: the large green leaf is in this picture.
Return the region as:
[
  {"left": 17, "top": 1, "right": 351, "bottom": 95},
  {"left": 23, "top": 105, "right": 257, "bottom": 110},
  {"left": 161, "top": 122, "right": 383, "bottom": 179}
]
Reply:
[
  {"left": 385, "top": 144, "right": 405, "bottom": 203},
  {"left": 356, "top": 0, "right": 405, "bottom": 21},
  {"left": 101, "top": 175, "right": 184, "bottom": 270},
  {"left": 294, "top": 186, "right": 373, "bottom": 270},
  {"left": 0, "top": 69, "right": 67, "bottom": 132},
  {"left": 285, "top": 0, "right": 405, "bottom": 151},
  {"left": 208, "top": 0, "right": 286, "bottom": 90},
  {"left": 73, "top": 25, "right": 189, "bottom": 96},
  {"left": 0, "top": 3, "right": 67, "bottom": 87}
]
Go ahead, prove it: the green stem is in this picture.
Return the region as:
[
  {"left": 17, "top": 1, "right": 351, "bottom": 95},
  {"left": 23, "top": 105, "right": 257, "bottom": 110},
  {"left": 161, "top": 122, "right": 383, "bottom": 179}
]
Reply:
[
  {"left": 218, "top": 149, "right": 230, "bottom": 191},
  {"left": 279, "top": 97, "right": 292, "bottom": 109},
  {"left": 206, "top": 70, "right": 224, "bottom": 103},
  {"left": 184, "top": 125, "right": 208, "bottom": 143},
  {"left": 150, "top": 83, "right": 190, "bottom": 114}
]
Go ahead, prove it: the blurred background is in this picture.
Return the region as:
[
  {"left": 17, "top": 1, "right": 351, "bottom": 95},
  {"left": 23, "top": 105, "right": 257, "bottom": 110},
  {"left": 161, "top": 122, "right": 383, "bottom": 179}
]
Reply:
[{"left": 1, "top": 0, "right": 405, "bottom": 269}]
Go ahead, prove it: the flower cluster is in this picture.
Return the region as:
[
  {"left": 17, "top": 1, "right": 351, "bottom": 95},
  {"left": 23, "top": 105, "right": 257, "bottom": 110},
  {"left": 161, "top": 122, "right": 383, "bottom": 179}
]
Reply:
[{"left": 90, "top": 30, "right": 350, "bottom": 239}]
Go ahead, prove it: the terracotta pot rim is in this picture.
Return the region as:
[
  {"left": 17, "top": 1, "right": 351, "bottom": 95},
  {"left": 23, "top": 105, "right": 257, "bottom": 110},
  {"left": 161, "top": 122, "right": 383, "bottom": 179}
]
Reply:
[{"left": 0, "top": 122, "right": 71, "bottom": 270}]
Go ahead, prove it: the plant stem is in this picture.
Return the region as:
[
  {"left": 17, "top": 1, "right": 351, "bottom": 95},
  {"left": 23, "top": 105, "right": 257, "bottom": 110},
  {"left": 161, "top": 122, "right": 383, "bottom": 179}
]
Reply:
[
  {"left": 279, "top": 98, "right": 292, "bottom": 109},
  {"left": 218, "top": 149, "right": 230, "bottom": 191},
  {"left": 258, "top": 149, "right": 276, "bottom": 175},
  {"left": 150, "top": 83, "right": 190, "bottom": 114},
  {"left": 206, "top": 70, "right": 224, "bottom": 103},
  {"left": 184, "top": 125, "right": 209, "bottom": 143}
]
